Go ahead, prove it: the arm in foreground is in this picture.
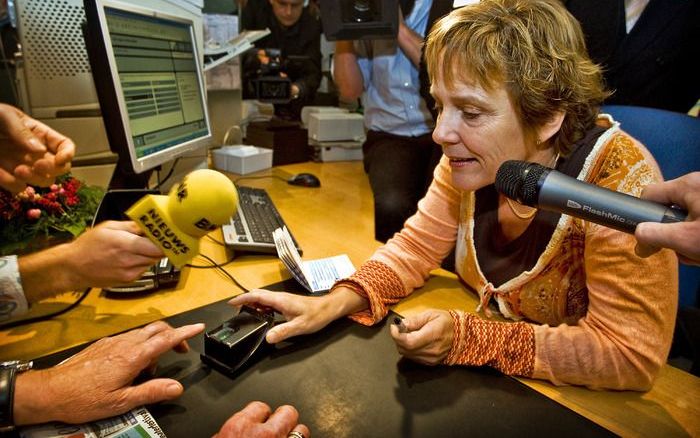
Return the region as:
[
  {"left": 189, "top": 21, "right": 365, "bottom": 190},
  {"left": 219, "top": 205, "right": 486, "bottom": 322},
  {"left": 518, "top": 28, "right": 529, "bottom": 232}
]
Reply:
[
  {"left": 13, "top": 321, "right": 204, "bottom": 425},
  {"left": 18, "top": 220, "right": 164, "bottom": 303}
]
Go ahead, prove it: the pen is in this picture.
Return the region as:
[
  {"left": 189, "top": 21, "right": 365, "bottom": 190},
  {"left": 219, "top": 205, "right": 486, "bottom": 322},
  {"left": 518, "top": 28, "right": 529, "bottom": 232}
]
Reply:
[{"left": 393, "top": 316, "right": 408, "bottom": 334}]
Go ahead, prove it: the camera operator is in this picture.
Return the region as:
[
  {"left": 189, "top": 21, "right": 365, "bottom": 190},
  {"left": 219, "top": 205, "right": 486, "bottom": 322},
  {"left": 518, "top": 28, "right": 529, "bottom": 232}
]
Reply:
[{"left": 241, "top": 0, "right": 322, "bottom": 120}]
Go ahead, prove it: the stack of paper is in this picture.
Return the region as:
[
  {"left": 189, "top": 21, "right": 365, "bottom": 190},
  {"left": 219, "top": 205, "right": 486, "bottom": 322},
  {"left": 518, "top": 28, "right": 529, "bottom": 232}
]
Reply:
[
  {"left": 273, "top": 227, "right": 356, "bottom": 294},
  {"left": 204, "top": 29, "right": 271, "bottom": 71}
]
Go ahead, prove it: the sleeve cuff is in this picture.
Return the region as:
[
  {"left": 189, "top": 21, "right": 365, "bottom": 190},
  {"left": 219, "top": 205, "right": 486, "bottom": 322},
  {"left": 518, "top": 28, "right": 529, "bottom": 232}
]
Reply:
[
  {"left": 443, "top": 310, "right": 535, "bottom": 377},
  {"left": 330, "top": 260, "right": 405, "bottom": 326},
  {"left": 0, "top": 255, "right": 29, "bottom": 321}
]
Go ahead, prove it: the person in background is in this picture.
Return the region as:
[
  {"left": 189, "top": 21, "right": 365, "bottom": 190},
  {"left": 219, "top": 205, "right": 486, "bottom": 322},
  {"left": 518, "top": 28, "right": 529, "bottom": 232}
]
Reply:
[
  {"left": 231, "top": 0, "right": 678, "bottom": 391},
  {"left": 564, "top": 0, "right": 700, "bottom": 114},
  {"left": 240, "top": 0, "right": 322, "bottom": 120},
  {"left": 636, "top": 172, "right": 700, "bottom": 266},
  {"left": 0, "top": 104, "right": 310, "bottom": 437},
  {"left": 333, "top": 0, "right": 442, "bottom": 243}
]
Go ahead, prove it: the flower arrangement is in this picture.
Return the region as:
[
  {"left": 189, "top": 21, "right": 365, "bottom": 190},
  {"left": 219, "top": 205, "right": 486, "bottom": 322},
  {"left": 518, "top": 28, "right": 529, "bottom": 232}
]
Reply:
[{"left": 0, "top": 174, "right": 104, "bottom": 255}]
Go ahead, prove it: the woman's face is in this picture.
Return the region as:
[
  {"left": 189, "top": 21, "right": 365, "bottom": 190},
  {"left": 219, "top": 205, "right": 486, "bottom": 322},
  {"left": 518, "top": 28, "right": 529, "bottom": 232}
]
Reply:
[{"left": 431, "top": 71, "right": 541, "bottom": 192}]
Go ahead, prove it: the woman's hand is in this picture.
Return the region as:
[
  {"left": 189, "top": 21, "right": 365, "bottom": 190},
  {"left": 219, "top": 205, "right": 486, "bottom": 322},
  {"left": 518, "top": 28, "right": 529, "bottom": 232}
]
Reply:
[
  {"left": 228, "top": 289, "right": 349, "bottom": 343},
  {"left": 390, "top": 310, "right": 455, "bottom": 365}
]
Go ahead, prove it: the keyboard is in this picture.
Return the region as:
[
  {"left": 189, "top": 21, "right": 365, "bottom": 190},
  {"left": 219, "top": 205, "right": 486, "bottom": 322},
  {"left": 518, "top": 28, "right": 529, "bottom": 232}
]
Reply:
[{"left": 222, "top": 186, "right": 302, "bottom": 255}]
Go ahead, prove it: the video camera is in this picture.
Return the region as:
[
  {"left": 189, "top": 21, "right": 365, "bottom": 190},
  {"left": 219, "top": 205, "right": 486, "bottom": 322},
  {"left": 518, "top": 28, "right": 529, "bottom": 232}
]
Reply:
[{"left": 242, "top": 48, "right": 293, "bottom": 104}]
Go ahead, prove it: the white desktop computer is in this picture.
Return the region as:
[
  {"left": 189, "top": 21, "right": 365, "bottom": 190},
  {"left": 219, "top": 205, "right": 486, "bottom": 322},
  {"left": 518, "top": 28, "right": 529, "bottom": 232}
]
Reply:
[
  {"left": 82, "top": 0, "right": 211, "bottom": 189},
  {"left": 11, "top": 0, "right": 208, "bottom": 188}
]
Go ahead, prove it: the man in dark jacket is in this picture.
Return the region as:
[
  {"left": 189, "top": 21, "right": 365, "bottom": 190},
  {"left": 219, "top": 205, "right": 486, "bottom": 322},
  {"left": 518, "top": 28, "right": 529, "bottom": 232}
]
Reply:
[
  {"left": 564, "top": 0, "right": 699, "bottom": 113},
  {"left": 241, "top": 0, "right": 322, "bottom": 120}
]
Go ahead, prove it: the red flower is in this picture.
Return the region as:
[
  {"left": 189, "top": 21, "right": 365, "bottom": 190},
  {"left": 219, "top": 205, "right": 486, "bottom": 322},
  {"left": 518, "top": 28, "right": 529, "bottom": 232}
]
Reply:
[{"left": 26, "top": 208, "right": 42, "bottom": 220}]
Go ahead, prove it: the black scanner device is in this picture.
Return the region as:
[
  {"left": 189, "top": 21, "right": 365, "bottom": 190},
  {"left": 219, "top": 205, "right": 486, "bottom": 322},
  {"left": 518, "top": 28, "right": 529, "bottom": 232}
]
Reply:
[{"left": 201, "top": 306, "right": 285, "bottom": 376}]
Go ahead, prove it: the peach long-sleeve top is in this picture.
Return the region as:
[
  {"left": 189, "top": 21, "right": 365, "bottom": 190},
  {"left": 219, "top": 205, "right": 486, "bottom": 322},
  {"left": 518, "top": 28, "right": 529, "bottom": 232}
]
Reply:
[{"left": 332, "top": 116, "right": 677, "bottom": 391}]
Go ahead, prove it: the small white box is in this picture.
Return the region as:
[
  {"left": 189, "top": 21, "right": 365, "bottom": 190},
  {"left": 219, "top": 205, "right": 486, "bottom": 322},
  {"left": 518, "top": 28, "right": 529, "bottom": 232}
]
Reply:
[
  {"left": 308, "top": 112, "right": 365, "bottom": 142},
  {"left": 212, "top": 145, "right": 273, "bottom": 175}
]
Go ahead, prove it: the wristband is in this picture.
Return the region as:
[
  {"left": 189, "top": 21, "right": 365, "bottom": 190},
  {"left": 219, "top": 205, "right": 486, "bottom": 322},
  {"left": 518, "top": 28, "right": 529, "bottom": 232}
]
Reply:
[
  {"left": 0, "top": 367, "right": 16, "bottom": 432},
  {"left": 0, "top": 360, "right": 33, "bottom": 432}
]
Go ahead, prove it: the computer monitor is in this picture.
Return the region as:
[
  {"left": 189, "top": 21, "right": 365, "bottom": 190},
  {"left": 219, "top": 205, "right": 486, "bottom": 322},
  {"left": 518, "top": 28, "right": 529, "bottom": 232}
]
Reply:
[{"left": 84, "top": 0, "right": 211, "bottom": 189}]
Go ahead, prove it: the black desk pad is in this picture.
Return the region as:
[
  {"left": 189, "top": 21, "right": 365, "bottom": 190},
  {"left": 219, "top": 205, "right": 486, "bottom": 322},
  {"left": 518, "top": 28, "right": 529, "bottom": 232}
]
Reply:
[{"left": 37, "top": 280, "right": 614, "bottom": 438}]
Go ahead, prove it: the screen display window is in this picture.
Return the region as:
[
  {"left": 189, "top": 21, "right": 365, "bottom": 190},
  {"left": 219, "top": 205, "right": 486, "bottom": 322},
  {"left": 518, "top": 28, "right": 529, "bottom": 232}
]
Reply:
[{"left": 105, "top": 8, "right": 208, "bottom": 160}]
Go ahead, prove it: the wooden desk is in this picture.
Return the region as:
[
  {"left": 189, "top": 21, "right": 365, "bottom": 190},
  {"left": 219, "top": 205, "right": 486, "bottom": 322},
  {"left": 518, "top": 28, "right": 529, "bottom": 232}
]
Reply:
[
  {"left": 1, "top": 161, "right": 698, "bottom": 437},
  {"left": 0, "top": 162, "right": 379, "bottom": 360}
]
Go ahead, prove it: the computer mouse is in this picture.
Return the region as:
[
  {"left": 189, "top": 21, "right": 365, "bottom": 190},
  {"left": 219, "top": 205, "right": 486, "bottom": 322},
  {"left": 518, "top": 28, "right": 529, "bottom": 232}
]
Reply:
[{"left": 287, "top": 173, "right": 321, "bottom": 187}]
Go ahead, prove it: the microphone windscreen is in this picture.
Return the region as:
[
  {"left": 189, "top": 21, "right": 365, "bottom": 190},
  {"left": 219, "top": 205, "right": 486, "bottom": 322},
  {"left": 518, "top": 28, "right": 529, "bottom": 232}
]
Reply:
[
  {"left": 168, "top": 169, "right": 238, "bottom": 237},
  {"left": 495, "top": 160, "right": 529, "bottom": 202},
  {"left": 521, "top": 162, "right": 547, "bottom": 206},
  {"left": 126, "top": 169, "right": 238, "bottom": 267},
  {"left": 495, "top": 160, "right": 549, "bottom": 206}
]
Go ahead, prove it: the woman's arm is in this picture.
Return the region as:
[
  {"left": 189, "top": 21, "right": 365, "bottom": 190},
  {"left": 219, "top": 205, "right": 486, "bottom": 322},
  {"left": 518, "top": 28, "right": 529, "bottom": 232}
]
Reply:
[
  {"left": 228, "top": 157, "right": 459, "bottom": 341},
  {"left": 530, "top": 224, "right": 677, "bottom": 390},
  {"left": 342, "top": 156, "right": 461, "bottom": 325}
]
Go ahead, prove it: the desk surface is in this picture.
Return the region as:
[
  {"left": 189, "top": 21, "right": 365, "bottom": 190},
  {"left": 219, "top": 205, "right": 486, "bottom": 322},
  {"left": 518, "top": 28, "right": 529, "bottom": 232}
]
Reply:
[
  {"left": 37, "top": 293, "right": 612, "bottom": 438},
  {"left": 1, "top": 161, "right": 698, "bottom": 437}
]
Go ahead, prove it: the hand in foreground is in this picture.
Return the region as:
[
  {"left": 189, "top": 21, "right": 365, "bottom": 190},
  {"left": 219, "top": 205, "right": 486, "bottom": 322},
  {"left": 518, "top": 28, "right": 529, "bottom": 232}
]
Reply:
[
  {"left": 390, "top": 310, "right": 454, "bottom": 365},
  {"left": 64, "top": 220, "right": 165, "bottom": 289},
  {"left": 214, "top": 401, "right": 310, "bottom": 438},
  {"left": 0, "top": 103, "right": 74, "bottom": 193},
  {"left": 228, "top": 289, "right": 337, "bottom": 344},
  {"left": 635, "top": 172, "right": 700, "bottom": 265},
  {"left": 13, "top": 321, "right": 205, "bottom": 425}
]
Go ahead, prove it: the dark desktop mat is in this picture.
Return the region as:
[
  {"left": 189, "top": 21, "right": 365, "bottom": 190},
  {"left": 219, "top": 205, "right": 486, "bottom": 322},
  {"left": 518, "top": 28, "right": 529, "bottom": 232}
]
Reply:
[{"left": 36, "top": 280, "right": 614, "bottom": 438}]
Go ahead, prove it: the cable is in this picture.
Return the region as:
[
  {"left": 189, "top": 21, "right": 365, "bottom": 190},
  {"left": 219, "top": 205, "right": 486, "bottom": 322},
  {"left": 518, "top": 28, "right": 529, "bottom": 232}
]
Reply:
[
  {"left": 152, "top": 157, "right": 181, "bottom": 191},
  {"left": 189, "top": 253, "right": 248, "bottom": 292},
  {"left": 234, "top": 175, "right": 288, "bottom": 184},
  {"left": 0, "top": 288, "right": 92, "bottom": 330},
  {"left": 186, "top": 257, "right": 235, "bottom": 269},
  {"left": 206, "top": 235, "right": 226, "bottom": 246}
]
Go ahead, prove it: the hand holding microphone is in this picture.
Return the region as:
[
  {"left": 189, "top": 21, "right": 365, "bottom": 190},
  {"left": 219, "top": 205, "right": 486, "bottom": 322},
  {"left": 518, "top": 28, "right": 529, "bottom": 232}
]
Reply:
[
  {"left": 635, "top": 172, "right": 700, "bottom": 265},
  {"left": 126, "top": 169, "right": 238, "bottom": 267},
  {"left": 495, "top": 160, "right": 687, "bottom": 234}
]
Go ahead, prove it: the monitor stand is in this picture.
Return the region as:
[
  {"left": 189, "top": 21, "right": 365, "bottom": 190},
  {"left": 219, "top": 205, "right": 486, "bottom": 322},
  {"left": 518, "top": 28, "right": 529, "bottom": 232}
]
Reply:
[
  {"left": 107, "top": 161, "right": 154, "bottom": 191},
  {"left": 93, "top": 162, "right": 157, "bottom": 225}
]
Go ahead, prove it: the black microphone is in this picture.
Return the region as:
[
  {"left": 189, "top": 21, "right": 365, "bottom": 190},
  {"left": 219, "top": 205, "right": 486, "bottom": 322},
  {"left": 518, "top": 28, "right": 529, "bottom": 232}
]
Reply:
[{"left": 495, "top": 160, "right": 687, "bottom": 234}]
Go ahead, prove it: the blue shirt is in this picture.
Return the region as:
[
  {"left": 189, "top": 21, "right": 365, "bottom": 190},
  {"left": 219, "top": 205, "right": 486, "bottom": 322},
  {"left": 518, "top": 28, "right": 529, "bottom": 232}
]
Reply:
[{"left": 355, "top": 0, "right": 434, "bottom": 137}]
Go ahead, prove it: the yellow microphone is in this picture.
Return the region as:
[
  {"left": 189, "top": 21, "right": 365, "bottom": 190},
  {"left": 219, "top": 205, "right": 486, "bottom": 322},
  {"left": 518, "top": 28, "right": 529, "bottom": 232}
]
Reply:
[{"left": 126, "top": 169, "right": 238, "bottom": 267}]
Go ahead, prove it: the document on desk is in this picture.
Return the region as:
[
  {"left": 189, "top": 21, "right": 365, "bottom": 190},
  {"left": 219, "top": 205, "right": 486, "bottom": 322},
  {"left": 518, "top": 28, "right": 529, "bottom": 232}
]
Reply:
[
  {"left": 273, "top": 226, "right": 356, "bottom": 293},
  {"left": 19, "top": 406, "right": 165, "bottom": 438}
]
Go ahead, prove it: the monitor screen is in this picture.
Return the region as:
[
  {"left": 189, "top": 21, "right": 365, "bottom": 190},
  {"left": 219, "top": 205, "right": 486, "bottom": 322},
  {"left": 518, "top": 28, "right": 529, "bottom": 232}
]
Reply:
[{"left": 84, "top": 0, "right": 211, "bottom": 181}]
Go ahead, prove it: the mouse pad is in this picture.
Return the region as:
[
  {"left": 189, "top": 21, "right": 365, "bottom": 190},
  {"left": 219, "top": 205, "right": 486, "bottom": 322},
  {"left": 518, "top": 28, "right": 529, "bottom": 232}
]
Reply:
[{"left": 34, "top": 280, "right": 614, "bottom": 438}]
